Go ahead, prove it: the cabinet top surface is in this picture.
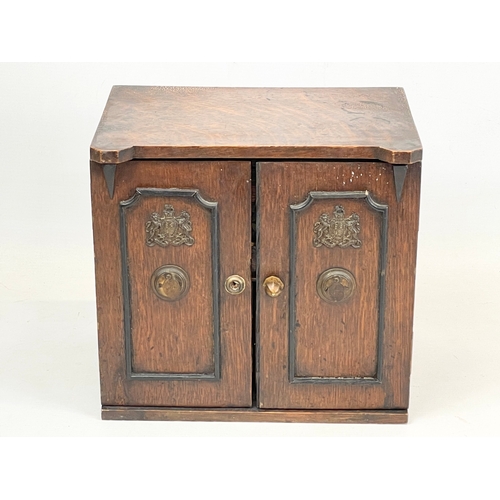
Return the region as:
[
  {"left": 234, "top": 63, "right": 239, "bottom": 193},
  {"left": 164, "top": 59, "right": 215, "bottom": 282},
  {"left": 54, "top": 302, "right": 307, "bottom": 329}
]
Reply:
[{"left": 90, "top": 86, "right": 422, "bottom": 164}]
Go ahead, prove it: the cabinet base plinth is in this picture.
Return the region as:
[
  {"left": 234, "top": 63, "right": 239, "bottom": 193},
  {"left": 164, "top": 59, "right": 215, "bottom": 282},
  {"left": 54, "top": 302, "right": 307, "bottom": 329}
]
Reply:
[{"left": 101, "top": 406, "right": 408, "bottom": 424}]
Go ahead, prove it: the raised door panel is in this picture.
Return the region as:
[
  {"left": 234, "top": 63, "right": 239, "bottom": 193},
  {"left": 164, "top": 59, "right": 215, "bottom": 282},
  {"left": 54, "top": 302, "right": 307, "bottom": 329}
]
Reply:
[
  {"left": 291, "top": 192, "right": 386, "bottom": 380},
  {"left": 91, "top": 160, "right": 252, "bottom": 407},
  {"left": 257, "top": 161, "right": 420, "bottom": 409},
  {"left": 122, "top": 188, "right": 219, "bottom": 378}
]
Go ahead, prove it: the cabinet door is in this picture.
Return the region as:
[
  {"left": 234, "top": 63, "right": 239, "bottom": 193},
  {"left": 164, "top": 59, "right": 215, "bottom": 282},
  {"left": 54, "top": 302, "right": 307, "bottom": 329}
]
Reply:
[
  {"left": 91, "top": 160, "right": 252, "bottom": 407},
  {"left": 257, "top": 161, "right": 420, "bottom": 409}
]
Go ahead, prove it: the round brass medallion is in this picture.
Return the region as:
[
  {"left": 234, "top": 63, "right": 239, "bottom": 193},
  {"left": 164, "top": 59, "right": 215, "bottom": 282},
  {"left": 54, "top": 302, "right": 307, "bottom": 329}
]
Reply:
[
  {"left": 316, "top": 268, "right": 356, "bottom": 304},
  {"left": 151, "top": 265, "right": 190, "bottom": 301}
]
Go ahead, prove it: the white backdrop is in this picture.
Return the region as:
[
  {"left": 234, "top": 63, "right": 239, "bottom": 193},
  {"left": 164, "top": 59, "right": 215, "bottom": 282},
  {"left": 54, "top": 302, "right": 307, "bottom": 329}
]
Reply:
[{"left": 0, "top": 62, "right": 499, "bottom": 495}]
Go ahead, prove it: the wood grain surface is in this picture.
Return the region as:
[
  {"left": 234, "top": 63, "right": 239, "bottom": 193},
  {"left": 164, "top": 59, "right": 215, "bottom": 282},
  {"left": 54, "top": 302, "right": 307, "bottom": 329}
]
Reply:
[
  {"left": 102, "top": 406, "right": 408, "bottom": 423},
  {"left": 91, "top": 86, "right": 422, "bottom": 164},
  {"left": 91, "top": 160, "right": 252, "bottom": 407},
  {"left": 257, "top": 161, "right": 421, "bottom": 410},
  {"left": 293, "top": 195, "right": 383, "bottom": 378},
  {"left": 124, "top": 193, "right": 214, "bottom": 374}
]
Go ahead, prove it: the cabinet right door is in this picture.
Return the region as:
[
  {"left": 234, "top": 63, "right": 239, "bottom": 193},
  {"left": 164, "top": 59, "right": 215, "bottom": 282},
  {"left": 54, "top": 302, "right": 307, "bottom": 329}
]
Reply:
[{"left": 257, "top": 161, "right": 421, "bottom": 409}]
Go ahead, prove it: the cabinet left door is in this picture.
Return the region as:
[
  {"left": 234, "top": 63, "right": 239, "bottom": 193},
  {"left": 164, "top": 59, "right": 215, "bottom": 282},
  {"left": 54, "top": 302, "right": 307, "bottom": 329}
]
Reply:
[{"left": 91, "top": 160, "right": 252, "bottom": 407}]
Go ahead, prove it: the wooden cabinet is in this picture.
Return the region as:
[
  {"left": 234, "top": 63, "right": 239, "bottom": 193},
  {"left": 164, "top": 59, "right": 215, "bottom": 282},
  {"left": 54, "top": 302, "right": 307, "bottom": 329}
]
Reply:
[{"left": 90, "top": 86, "right": 422, "bottom": 423}]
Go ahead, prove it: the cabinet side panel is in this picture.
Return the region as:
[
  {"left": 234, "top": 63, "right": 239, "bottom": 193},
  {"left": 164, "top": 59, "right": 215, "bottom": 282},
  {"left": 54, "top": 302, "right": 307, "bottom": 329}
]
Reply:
[
  {"left": 383, "top": 162, "right": 421, "bottom": 408},
  {"left": 91, "top": 161, "right": 127, "bottom": 405}
]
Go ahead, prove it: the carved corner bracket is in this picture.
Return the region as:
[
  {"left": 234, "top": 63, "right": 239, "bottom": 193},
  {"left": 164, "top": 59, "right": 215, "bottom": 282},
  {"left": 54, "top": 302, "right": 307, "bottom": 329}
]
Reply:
[
  {"left": 102, "top": 164, "right": 117, "bottom": 199},
  {"left": 393, "top": 164, "right": 408, "bottom": 203}
]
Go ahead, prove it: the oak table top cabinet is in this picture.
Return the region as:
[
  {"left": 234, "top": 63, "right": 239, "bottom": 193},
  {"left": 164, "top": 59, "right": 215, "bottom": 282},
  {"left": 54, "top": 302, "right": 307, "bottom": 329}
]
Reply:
[{"left": 90, "top": 86, "right": 422, "bottom": 423}]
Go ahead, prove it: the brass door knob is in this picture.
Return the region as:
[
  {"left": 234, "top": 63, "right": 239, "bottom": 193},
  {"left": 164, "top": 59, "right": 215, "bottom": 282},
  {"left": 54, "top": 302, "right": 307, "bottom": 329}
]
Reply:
[{"left": 263, "top": 276, "right": 284, "bottom": 297}]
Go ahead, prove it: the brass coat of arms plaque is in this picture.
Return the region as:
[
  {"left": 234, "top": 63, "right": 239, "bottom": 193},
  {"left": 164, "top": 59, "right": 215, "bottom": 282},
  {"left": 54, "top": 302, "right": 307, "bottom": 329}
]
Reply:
[
  {"left": 145, "top": 204, "right": 194, "bottom": 247},
  {"left": 313, "top": 205, "right": 361, "bottom": 249}
]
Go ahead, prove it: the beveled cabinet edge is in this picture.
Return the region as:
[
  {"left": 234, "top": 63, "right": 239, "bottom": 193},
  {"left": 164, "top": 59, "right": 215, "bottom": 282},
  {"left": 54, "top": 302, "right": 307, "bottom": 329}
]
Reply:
[
  {"left": 102, "top": 406, "right": 408, "bottom": 424},
  {"left": 120, "top": 187, "right": 221, "bottom": 381},
  {"left": 289, "top": 191, "right": 388, "bottom": 384},
  {"left": 91, "top": 145, "right": 422, "bottom": 166}
]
